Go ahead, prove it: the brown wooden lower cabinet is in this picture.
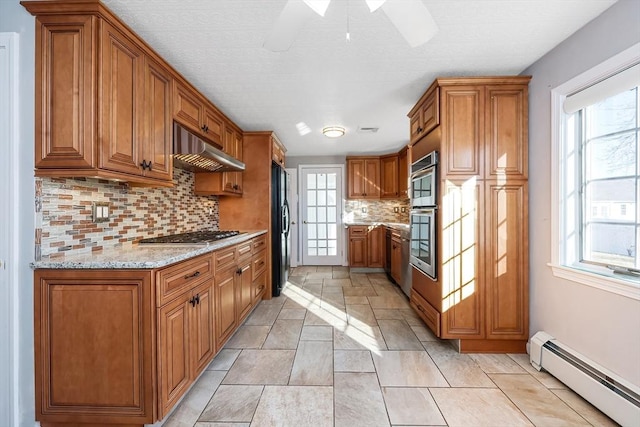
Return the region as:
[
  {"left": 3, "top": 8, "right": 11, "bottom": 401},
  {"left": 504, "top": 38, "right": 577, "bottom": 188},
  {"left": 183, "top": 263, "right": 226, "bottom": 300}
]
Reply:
[
  {"left": 34, "top": 234, "right": 267, "bottom": 427},
  {"left": 348, "top": 225, "right": 384, "bottom": 268}
]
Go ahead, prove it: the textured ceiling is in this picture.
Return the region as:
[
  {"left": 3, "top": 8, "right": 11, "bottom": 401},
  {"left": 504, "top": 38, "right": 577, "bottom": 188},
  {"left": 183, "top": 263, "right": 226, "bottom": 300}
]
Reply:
[{"left": 102, "top": 0, "right": 617, "bottom": 156}]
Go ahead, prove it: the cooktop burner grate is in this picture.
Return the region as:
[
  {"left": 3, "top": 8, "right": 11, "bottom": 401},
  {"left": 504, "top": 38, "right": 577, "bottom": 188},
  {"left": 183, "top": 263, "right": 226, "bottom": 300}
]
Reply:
[{"left": 139, "top": 230, "right": 241, "bottom": 244}]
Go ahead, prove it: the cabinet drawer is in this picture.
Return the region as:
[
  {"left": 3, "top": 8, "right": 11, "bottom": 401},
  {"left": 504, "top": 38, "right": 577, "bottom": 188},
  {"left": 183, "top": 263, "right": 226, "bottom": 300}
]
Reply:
[
  {"left": 252, "top": 251, "right": 267, "bottom": 280},
  {"left": 348, "top": 226, "right": 367, "bottom": 236},
  {"left": 411, "top": 266, "right": 441, "bottom": 311},
  {"left": 252, "top": 270, "right": 267, "bottom": 301},
  {"left": 214, "top": 246, "right": 236, "bottom": 271},
  {"left": 156, "top": 254, "right": 213, "bottom": 307},
  {"left": 237, "top": 240, "right": 253, "bottom": 260},
  {"left": 252, "top": 235, "right": 267, "bottom": 254},
  {"left": 410, "top": 290, "right": 440, "bottom": 337}
]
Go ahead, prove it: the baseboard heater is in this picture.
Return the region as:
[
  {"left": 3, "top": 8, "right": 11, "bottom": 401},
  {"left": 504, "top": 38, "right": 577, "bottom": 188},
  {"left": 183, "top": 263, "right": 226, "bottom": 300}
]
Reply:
[{"left": 530, "top": 331, "right": 640, "bottom": 426}]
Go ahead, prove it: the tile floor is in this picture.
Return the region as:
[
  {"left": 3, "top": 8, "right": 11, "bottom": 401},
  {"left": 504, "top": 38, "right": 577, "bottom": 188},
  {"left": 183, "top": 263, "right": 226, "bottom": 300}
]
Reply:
[{"left": 163, "top": 266, "right": 618, "bottom": 427}]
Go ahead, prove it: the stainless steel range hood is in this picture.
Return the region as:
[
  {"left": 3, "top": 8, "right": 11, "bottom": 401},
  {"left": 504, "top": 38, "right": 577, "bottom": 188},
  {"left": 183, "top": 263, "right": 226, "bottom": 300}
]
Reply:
[{"left": 173, "top": 122, "right": 245, "bottom": 172}]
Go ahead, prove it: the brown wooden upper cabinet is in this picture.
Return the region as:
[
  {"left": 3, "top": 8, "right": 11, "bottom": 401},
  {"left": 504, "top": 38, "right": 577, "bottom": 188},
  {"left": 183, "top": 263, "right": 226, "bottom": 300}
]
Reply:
[
  {"left": 380, "top": 154, "right": 399, "bottom": 198},
  {"left": 23, "top": 2, "right": 174, "bottom": 186},
  {"left": 173, "top": 81, "right": 225, "bottom": 147},
  {"left": 398, "top": 147, "right": 409, "bottom": 198},
  {"left": 272, "top": 135, "right": 286, "bottom": 167},
  {"left": 347, "top": 157, "right": 380, "bottom": 199},
  {"left": 409, "top": 87, "right": 440, "bottom": 145}
]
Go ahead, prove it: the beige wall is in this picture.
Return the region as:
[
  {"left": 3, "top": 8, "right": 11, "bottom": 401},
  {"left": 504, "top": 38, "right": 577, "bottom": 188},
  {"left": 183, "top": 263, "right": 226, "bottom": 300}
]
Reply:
[{"left": 523, "top": 0, "right": 640, "bottom": 387}]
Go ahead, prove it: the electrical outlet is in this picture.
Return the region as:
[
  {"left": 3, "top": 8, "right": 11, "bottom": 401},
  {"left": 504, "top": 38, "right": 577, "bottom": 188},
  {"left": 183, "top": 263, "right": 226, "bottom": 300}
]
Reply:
[
  {"left": 393, "top": 207, "right": 399, "bottom": 213},
  {"left": 92, "top": 202, "right": 110, "bottom": 223},
  {"left": 401, "top": 207, "right": 406, "bottom": 213},
  {"left": 361, "top": 207, "right": 367, "bottom": 213}
]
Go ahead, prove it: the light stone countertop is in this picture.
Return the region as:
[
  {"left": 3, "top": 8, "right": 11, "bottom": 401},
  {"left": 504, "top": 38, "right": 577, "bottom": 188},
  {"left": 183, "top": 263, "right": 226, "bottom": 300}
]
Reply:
[
  {"left": 31, "top": 230, "right": 267, "bottom": 270},
  {"left": 344, "top": 222, "right": 410, "bottom": 232}
]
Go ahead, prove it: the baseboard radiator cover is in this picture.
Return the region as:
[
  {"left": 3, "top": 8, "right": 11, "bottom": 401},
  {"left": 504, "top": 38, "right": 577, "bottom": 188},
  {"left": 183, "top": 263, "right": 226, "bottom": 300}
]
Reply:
[{"left": 530, "top": 331, "right": 640, "bottom": 427}]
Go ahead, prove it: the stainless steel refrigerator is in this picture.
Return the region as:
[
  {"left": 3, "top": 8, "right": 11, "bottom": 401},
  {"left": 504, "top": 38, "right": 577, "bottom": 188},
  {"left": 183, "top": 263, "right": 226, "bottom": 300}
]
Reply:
[{"left": 271, "top": 163, "right": 291, "bottom": 296}]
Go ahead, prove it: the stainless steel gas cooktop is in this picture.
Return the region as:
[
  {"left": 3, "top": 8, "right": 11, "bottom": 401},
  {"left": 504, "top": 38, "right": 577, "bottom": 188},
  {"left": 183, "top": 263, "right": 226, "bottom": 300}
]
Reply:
[{"left": 139, "top": 230, "right": 241, "bottom": 244}]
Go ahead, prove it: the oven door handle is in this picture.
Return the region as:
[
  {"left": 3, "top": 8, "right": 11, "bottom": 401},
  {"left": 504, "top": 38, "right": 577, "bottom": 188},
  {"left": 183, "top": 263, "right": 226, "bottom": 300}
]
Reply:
[
  {"left": 410, "top": 208, "right": 437, "bottom": 215},
  {"left": 410, "top": 165, "right": 436, "bottom": 180}
]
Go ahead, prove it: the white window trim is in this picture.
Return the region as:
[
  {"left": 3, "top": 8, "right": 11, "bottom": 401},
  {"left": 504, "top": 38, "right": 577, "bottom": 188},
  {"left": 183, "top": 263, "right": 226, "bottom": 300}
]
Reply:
[{"left": 549, "top": 42, "right": 640, "bottom": 301}]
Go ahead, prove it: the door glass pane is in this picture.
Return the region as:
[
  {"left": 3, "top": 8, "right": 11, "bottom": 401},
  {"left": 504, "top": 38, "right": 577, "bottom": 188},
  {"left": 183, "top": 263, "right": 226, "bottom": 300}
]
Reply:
[
  {"left": 308, "top": 224, "right": 317, "bottom": 239},
  {"left": 317, "top": 207, "right": 327, "bottom": 222},
  {"left": 328, "top": 224, "right": 337, "bottom": 239},
  {"left": 317, "top": 173, "right": 326, "bottom": 189},
  {"left": 318, "top": 224, "right": 327, "bottom": 239},
  {"left": 318, "top": 190, "right": 326, "bottom": 206},
  {"left": 327, "top": 173, "right": 337, "bottom": 189},
  {"left": 308, "top": 207, "right": 316, "bottom": 223},
  {"left": 307, "top": 174, "right": 317, "bottom": 190},
  {"left": 327, "top": 190, "right": 336, "bottom": 206},
  {"left": 328, "top": 209, "right": 336, "bottom": 223},
  {"left": 307, "top": 190, "right": 316, "bottom": 206}
]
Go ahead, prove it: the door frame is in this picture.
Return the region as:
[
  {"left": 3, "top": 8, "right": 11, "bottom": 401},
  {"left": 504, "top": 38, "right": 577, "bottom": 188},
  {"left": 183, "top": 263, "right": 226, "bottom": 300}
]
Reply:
[
  {"left": 0, "top": 32, "right": 20, "bottom": 427},
  {"left": 284, "top": 168, "right": 299, "bottom": 267},
  {"left": 298, "top": 164, "right": 347, "bottom": 266}
]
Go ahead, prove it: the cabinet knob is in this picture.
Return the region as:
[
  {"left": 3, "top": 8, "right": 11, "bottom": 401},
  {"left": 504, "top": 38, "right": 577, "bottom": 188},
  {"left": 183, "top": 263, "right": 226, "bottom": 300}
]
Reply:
[
  {"left": 201, "top": 124, "right": 206, "bottom": 132},
  {"left": 417, "top": 126, "right": 423, "bottom": 133},
  {"left": 195, "top": 294, "right": 200, "bottom": 305},
  {"left": 189, "top": 296, "right": 197, "bottom": 307},
  {"left": 140, "top": 160, "right": 152, "bottom": 170},
  {"left": 236, "top": 268, "right": 243, "bottom": 275}
]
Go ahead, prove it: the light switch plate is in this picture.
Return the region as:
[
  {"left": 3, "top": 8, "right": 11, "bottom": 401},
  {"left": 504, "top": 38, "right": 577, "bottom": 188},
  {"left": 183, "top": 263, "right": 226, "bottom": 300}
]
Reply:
[{"left": 92, "top": 202, "right": 110, "bottom": 223}]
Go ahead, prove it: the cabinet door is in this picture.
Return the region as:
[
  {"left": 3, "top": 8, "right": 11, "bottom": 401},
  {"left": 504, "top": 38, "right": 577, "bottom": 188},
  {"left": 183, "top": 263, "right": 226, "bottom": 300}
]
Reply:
[
  {"left": 421, "top": 87, "right": 440, "bottom": 135},
  {"left": 190, "top": 281, "right": 215, "bottom": 378},
  {"left": 34, "top": 270, "right": 153, "bottom": 423},
  {"left": 158, "top": 294, "right": 191, "bottom": 418},
  {"left": 34, "top": 15, "right": 95, "bottom": 169},
  {"left": 99, "top": 21, "right": 144, "bottom": 176},
  {"left": 367, "top": 226, "right": 384, "bottom": 268},
  {"left": 349, "top": 237, "right": 367, "bottom": 267},
  {"left": 380, "top": 155, "right": 399, "bottom": 198},
  {"left": 485, "top": 181, "right": 528, "bottom": 340},
  {"left": 398, "top": 147, "right": 409, "bottom": 198},
  {"left": 391, "top": 237, "right": 402, "bottom": 283},
  {"left": 440, "top": 179, "right": 484, "bottom": 339},
  {"left": 215, "top": 267, "right": 237, "bottom": 347},
  {"left": 141, "top": 56, "right": 173, "bottom": 181},
  {"left": 232, "top": 129, "right": 243, "bottom": 194},
  {"left": 347, "top": 159, "right": 365, "bottom": 198},
  {"left": 203, "top": 107, "right": 224, "bottom": 146},
  {"left": 236, "top": 259, "right": 253, "bottom": 322},
  {"left": 409, "top": 109, "right": 423, "bottom": 144},
  {"left": 441, "top": 86, "right": 484, "bottom": 178},
  {"left": 174, "top": 81, "right": 204, "bottom": 134},
  {"left": 486, "top": 86, "right": 528, "bottom": 179},
  {"left": 220, "top": 127, "right": 237, "bottom": 193},
  {"left": 364, "top": 158, "right": 381, "bottom": 198}
]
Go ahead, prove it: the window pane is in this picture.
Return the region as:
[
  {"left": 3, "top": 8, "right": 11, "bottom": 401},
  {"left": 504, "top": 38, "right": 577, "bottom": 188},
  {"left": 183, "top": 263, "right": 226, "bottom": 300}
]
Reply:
[
  {"left": 307, "top": 174, "right": 316, "bottom": 190},
  {"left": 307, "top": 190, "right": 316, "bottom": 206},
  {"left": 584, "top": 222, "right": 636, "bottom": 268},
  {"left": 585, "top": 178, "right": 635, "bottom": 222},
  {"left": 586, "top": 88, "right": 637, "bottom": 139},
  {"left": 318, "top": 190, "right": 327, "bottom": 206},
  {"left": 327, "top": 173, "right": 337, "bottom": 189},
  {"left": 317, "top": 173, "right": 326, "bottom": 189},
  {"left": 318, "top": 224, "right": 327, "bottom": 239},
  {"left": 308, "top": 224, "right": 316, "bottom": 239},
  {"left": 585, "top": 131, "right": 636, "bottom": 179},
  {"left": 308, "top": 247, "right": 317, "bottom": 256},
  {"left": 327, "top": 208, "right": 336, "bottom": 223},
  {"left": 318, "top": 247, "right": 327, "bottom": 256},
  {"left": 317, "top": 207, "right": 327, "bottom": 223},
  {"left": 327, "top": 190, "right": 337, "bottom": 206},
  {"left": 307, "top": 207, "right": 316, "bottom": 223},
  {"left": 328, "top": 224, "right": 337, "bottom": 239}
]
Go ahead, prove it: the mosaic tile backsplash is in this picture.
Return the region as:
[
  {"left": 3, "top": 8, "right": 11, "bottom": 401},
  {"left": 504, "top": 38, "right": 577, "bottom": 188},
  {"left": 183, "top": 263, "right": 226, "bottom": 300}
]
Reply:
[
  {"left": 35, "top": 169, "right": 219, "bottom": 260},
  {"left": 344, "top": 199, "right": 410, "bottom": 223}
]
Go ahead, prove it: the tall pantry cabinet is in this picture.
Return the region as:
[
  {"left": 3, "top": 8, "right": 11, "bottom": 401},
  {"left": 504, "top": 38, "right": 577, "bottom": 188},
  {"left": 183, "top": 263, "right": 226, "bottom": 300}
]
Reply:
[{"left": 408, "top": 76, "right": 530, "bottom": 353}]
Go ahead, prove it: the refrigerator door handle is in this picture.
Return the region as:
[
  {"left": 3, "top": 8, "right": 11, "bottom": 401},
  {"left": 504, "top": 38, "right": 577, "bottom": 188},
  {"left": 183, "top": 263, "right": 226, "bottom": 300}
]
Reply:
[{"left": 283, "top": 200, "right": 291, "bottom": 236}]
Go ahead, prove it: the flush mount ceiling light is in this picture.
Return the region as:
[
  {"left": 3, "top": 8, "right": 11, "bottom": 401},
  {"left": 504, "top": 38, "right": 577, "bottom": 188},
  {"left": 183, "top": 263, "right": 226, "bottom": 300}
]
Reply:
[{"left": 323, "top": 126, "right": 345, "bottom": 138}]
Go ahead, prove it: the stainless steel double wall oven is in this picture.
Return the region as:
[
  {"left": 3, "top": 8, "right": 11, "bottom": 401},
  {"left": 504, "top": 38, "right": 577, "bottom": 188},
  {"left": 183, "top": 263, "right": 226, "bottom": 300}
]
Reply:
[{"left": 410, "top": 150, "right": 438, "bottom": 279}]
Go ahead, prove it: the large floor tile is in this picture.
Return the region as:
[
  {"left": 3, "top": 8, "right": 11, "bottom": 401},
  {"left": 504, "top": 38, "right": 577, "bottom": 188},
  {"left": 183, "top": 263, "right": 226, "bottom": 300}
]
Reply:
[
  {"left": 468, "top": 353, "right": 528, "bottom": 374},
  {"left": 368, "top": 295, "right": 411, "bottom": 309},
  {"left": 207, "top": 349, "right": 241, "bottom": 371},
  {"left": 372, "top": 308, "right": 406, "bottom": 320},
  {"left": 244, "top": 304, "right": 282, "bottom": 326},
  {"left": 378, "top": 319, "right": 424, "bottom": 350},
  {"left": 332, "top": 269, "right": 351, "bottom": 279},
  {"left": 304, "top": 309, "right": 348, "bottom": 329},
  {"left": 222, "top": 349, "right": 295, "bottom": 385},
  {"left": 300, "top": 325, "right": 333, "bottom": 341},
  {"left": 423, "top": 341, "right": 494, "bottom": 387},
  {"left": 411, "top": 324, "right": 438, "bottom": 341},
  {"left": 251, "top": 385, "right": 333, "bottom": 427},
  {"left": 334, "top": 325, "right": 387, "bottom": 351},
  {"left": 508, "top": 353, "right": 568, "bottom": 389},
  {"left": 163, "top": 371, "right": 226, "bottom": 427},
  {"left": 490, "top": 374, "right": 591, "bottom": 426},
  {"left": 430, "top": 388, "right": 533, "bottom": 427},
  {"left": 372, "top": 350, "right": 448, "bottom": 387},
  {"left": 343, "top": 286, "right": 377, "bottom": 296},
  {"left": 194, "top": 423, "right": 249, "bottom": 427},
  {"left": 551, "top": 389, "right": 618, "bottom": 427},
  {"left": 381, "top": 387, "right": 446, "bottom": 426},
  {"left": 224, "top": 325, "right": 270, "bottom": 349},
  {"left": 289, "top": 340, "right": 333, "bottom": 385},
  {"left": 344, "top": 296, "right": 369, "bottom": 305},
  {"left": 262, "top": 319, "right": 303, "bottom": 349},
  {"left": 277, "top": 308, "right": 307, "bottom": 320},
  {"left": 349, "top": 273, "right": 371, "bottom": 285},
  {"left": 324, "top": 278, "right": 352, "bottom": 287},
  {"left": 198, "top": 385, "right": 263, "bottom": 422},
  {"left": 346, "top": 304, "right": 379, "bottom": 327},
  {"left": 334, "top": 372, "right": 390, "bottom": 427},
  {"left": 334, "top": 350, "right": 375, "bottom": 372}
]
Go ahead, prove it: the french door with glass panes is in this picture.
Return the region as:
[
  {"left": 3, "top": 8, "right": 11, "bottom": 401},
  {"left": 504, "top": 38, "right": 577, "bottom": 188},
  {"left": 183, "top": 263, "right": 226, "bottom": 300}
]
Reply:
[{"left": 301, "top": 167, "right": 343, "bottom": 265}]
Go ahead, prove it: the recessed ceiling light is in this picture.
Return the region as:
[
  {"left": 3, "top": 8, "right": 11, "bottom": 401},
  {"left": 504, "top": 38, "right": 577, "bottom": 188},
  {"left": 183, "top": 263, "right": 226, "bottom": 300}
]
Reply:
[{"left": 323, "top": 126, "right": 345, "bottom": 138}]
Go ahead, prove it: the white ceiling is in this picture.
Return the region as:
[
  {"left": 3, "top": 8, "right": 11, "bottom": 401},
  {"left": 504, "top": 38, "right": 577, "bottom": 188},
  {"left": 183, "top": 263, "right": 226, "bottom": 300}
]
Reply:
[{"left": 102, "top": 0, "right": 617, "bottom": 156}]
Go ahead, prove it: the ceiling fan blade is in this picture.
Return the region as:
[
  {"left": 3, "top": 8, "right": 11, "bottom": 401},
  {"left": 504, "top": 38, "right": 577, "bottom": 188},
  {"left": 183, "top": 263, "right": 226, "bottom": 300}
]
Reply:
[
  {"left": 381, "top": 0, "right": 438, "bottom": 48},
  {"left": 264, "top": 0, "right": 317, "bottom": 52}
]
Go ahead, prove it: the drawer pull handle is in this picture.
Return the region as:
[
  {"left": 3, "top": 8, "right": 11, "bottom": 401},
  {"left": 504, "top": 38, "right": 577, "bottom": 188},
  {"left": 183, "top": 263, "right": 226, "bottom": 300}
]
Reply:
[
  {"left": 185, "top": 271, "right": 201, "bottom": 279},
  {"left": 236, "top": 268, "right": 243, "bottom": 275}
]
